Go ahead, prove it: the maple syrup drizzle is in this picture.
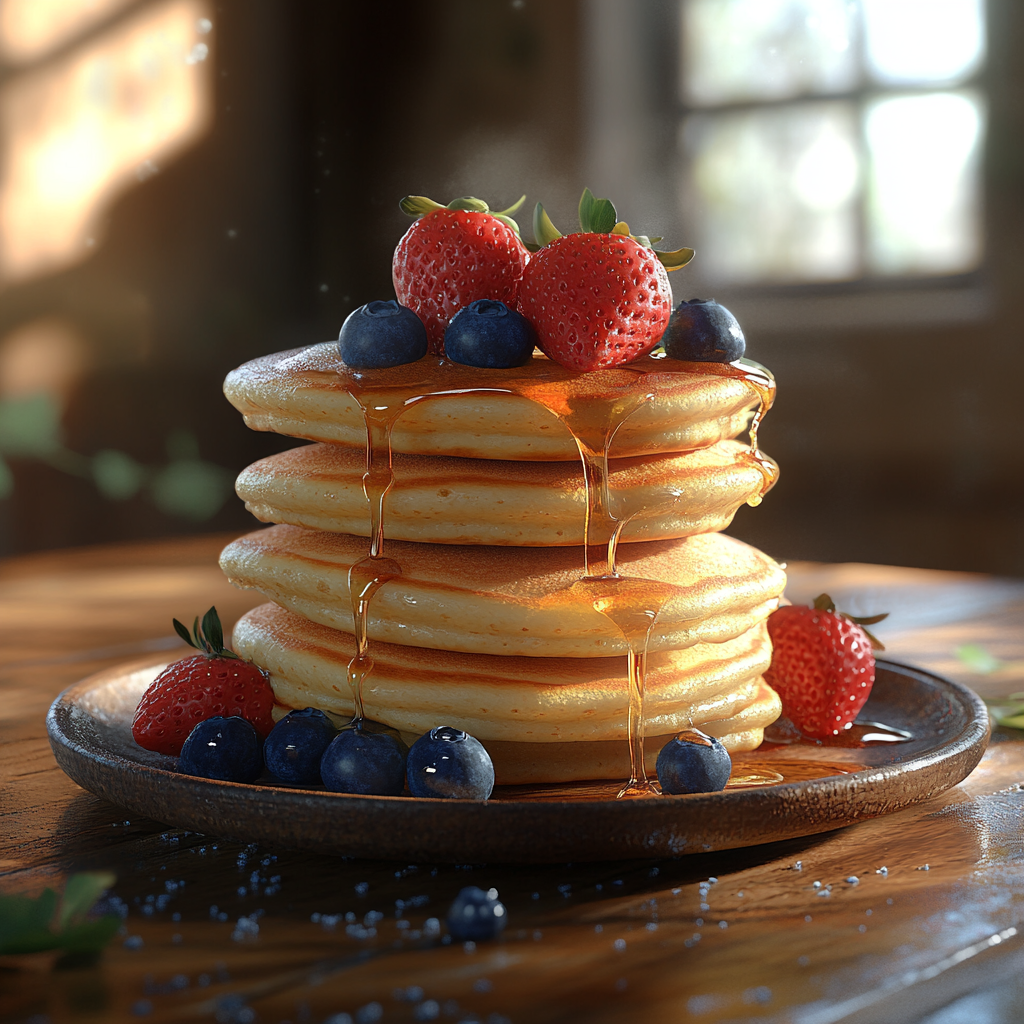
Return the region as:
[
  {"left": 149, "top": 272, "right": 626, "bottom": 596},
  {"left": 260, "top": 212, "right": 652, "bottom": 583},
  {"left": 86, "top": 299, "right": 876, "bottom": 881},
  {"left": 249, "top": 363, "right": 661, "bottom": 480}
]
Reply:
[
  {"left": 674, "top": 359, "right": 778, "bottom": 504},
  {"left": 343, "top": 382, "right": 417, "bottom": 723},
  {"left": 571, "top": 575, "right": 680, "bottom": 797},
  {"left": 341, "top": 355, "right": 776, "bottom": 793}
]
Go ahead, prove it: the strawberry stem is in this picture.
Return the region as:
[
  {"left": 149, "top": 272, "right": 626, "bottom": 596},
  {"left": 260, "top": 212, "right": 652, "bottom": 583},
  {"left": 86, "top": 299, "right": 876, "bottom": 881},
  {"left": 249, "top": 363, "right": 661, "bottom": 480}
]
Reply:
[
  {"left": 171, "top": 606, "right": 239, "bottom": 659},
  {"left": 811, "top": 593, "right": 888, "bottom": 651}
]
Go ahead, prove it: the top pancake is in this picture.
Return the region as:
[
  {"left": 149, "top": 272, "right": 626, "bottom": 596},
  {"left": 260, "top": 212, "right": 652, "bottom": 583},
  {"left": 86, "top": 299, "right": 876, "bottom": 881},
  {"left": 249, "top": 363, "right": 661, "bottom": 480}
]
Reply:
[{"left": 223, "top": 344, "right": 762, "bottom": 461}]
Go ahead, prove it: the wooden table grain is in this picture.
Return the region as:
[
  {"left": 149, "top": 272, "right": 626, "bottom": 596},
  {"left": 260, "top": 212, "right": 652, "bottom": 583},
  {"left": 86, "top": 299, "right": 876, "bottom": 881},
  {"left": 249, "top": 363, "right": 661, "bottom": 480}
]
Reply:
[{"left": 3, "top": 535, "right": 1024, "bottom": 1024}]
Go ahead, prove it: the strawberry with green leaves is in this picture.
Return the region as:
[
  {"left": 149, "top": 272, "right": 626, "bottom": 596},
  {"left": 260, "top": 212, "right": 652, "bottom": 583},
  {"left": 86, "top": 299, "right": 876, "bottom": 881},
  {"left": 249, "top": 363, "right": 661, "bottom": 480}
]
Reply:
[
  {"left": 517, "top": 189, "right": 694, "bottom": 372},
  {"left": 392, "top": 195, "right": 530, "bottom": 354},
  {"left": 764, "top": 594, "right": 888, "bottom": 740},
  {"left": 132, "top": 607, "right": 275, "bottom": 756}
]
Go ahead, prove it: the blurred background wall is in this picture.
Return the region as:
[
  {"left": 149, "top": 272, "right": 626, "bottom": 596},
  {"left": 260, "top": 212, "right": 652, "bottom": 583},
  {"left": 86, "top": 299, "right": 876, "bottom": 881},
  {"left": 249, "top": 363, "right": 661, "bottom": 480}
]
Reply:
[{"left": 0, "top": 0, "right": 1020, "bottom": 575}]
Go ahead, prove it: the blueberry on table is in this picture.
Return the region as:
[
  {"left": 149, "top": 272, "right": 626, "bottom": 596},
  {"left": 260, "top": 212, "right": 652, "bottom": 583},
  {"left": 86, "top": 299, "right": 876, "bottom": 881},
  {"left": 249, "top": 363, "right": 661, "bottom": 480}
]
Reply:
[
  {"left": 661, "top": 299, "right": 745, "bottom": 362},
  {"left": 264, "top": 707, "right": 336, "bottom": 785},
  {"left": 338, "top": 300, "right": 428, "bottom": 368},
  {"left": 407, "top": 726, "right": 494, "bottom": 800},
  {"left": 178, "top": 716, "right": 263, "bottom": 784},
  {"left": 444, "top": 299, "right": 536, "bottom": 368},
  {"left": 320, "top": 723, "right": 408, "bottom": 796},
  {"left": 446, "top": 886, "right": 507, "bottom": 942},
  {"left": 655, "top": 729, "right": 732, "bottom": 795}
]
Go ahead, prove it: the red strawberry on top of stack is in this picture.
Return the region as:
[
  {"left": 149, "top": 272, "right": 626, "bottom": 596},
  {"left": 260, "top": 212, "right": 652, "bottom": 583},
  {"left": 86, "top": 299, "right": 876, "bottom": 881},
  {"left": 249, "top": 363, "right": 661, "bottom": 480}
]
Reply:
[
  {"left": 517, "top": 188, "right": 694, "bottom": 371},
  {"left": 132, "top": 607, "right": 276, "bottom": 756},
  {"left": 764, "top": 594, "right": 888, "bottom": 740},
  {"left": 392, "top": 195, "right": 531, "bottom": 354}
]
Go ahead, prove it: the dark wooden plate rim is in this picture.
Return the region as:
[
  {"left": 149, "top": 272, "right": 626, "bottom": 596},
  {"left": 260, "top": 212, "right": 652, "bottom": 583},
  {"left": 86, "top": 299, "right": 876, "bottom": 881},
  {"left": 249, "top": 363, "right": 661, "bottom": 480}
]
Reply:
[{"left": 46, "top": 657, "right": 990, "bottom": 863}]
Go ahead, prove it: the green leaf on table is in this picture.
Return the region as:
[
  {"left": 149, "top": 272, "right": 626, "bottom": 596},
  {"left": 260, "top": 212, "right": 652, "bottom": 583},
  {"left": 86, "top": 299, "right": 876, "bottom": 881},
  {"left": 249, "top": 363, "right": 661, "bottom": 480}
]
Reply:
[
  {"left": 0, "top": 873, "right": 119, "bottom": 957},
  {"left": 956, "top": 643, "right": 1003, "bottom": 674},
  {"left": 0, "top": 888, "right": 57, "bottom": 953},
  {"left": 57, "top": 872, "right": 115, "bottom": 931}
]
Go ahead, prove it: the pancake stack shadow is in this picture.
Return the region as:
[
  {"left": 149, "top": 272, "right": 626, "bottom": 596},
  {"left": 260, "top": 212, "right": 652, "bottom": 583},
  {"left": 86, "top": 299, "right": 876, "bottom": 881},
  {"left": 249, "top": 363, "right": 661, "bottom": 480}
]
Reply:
[{"left": 218, "top": 344, "right": 787, "bottom": 785}]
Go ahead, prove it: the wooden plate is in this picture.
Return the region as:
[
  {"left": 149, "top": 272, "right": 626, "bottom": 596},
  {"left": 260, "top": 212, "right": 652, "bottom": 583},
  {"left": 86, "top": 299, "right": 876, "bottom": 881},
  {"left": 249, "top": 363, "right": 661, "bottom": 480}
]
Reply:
[{"left": 46, "top": 657, "right": 989, "bottom": 863}]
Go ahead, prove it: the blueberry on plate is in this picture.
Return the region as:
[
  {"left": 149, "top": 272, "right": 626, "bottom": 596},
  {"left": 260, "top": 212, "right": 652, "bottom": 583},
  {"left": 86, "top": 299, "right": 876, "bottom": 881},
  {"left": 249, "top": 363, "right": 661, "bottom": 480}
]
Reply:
[
  {"left": 407, "top": 726, "right": 494, "bottom": 800},
  {"left": 264, "top": 707, "right": 336, "bottom": 785},
  {"left": 655, "top": 728, "right": 732, "bottom": 795},
  {"left": 661, "top": 299, "right": 745, "bottom": 362},
  {"left": 179, "top": 716, "right": 263, "bottom": 783},
  {"left": 444, "top": 299, "right": 536, "bottom": 369},
  {"left": 320, "top": 722, "right": 408, "bottom": 796},
  {"left": 446, "top": 886, "right": 507, "bottom": 942},
  {"left": 339, "top": 300, "right": 428, "bottom": 368}
]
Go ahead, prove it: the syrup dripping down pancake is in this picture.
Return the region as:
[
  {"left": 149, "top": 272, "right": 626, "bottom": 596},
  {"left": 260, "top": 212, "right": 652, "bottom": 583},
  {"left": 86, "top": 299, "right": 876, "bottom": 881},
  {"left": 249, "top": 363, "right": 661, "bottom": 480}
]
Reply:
[
  {"left": 235, "top": 602, "right": 777, "bottom": 748},
  {"left": 220, "top": 526, "right": 786, "bottom": 658},
  {"left": 223, "top": 344, "right": 761, "bottom": 461},
  {"left": 236, "top": 439, "right": 774, "bottom": 546}
]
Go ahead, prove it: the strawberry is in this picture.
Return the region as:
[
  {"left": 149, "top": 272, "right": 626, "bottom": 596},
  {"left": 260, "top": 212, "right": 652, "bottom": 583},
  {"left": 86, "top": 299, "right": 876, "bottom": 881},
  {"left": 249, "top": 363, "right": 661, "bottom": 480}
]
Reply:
[
  {"left": 764, "top": 594, "right": 888, "bottom": 740},
  {"left": 392, "top": 195, "right": 530, "bottom": 354},
  {"left": 517, "top": 188, "right": 694, "bottom": 372},
  {"left": 132, "top": 607, "right": 275, "bottom": 756}
]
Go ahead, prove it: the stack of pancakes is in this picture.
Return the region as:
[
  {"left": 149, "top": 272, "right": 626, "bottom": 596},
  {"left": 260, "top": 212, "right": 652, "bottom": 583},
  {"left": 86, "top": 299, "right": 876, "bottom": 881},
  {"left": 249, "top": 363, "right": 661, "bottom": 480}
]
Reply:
[{"left": 220, "top": 344, "right": 785, "bottom": 784}]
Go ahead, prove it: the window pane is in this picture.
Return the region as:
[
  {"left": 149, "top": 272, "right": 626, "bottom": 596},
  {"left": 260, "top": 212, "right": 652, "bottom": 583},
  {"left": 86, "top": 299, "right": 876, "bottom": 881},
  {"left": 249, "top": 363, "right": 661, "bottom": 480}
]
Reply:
[
  {"left": 681, "top": 0, "right": 857, "bottom": 107},
  {"left": 865, "top": 91, "right": 984, "bottom": 276},
  {"left": 863, "top": 0, "right": 985, "bottom": 86},
  {"left": 682, "top": 102, "right": 860, "bottom": 284}
]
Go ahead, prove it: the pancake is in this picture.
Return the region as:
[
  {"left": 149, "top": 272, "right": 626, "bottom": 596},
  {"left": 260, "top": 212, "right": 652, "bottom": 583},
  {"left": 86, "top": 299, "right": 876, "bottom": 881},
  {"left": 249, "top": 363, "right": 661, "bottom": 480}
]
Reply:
[
  {"left": 236, "top": 439, "right": 773, "bottom": 546},
  {"left": 223, "top": 344, "right": 762, "bottom": 461},
  {"left": 478, "top": 683, "right": 781, "bottom": 784},
  {"left": 220, "top": 526, "right": 786, "bottom": 658},
  {"left": 233, "top": 602, "right": 775, "bottom": 744}
]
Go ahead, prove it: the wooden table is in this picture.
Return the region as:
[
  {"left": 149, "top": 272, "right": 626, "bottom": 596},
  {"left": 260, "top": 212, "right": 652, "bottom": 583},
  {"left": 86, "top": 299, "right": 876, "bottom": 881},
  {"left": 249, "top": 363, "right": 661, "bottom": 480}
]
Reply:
[{"left": 3, "top": 535, "right": 1024, "bottom": 1024}]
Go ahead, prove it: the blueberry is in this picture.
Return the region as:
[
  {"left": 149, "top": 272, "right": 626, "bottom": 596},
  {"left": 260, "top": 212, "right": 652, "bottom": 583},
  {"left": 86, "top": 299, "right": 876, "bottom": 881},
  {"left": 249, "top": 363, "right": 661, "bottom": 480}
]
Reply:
[
  {"left": 656, "top": 729, "right": 732, "bottom": 795},
  {"left": 179, "top": 717, "right": 262, "bottom": 783},
  {"left": 320, "top": 723, "right": 408, "bottom": 796},
  {"left": 446, "top": 886, "right": 507, "bottom": 942},
  {"left": 661, "top": 299, "right": 745, "bottom": 362},
  {"left": 407, "top": 726, "right": 494, "bottom": 800},
  {"left": 264, "top": 707, "right": 336, "bottom": 785},
  {"left": 444, "top": 299, "right": 536, "bottom": 369},
  {"left": 339, "top": 300, "right": 428, "bottom": 368}
]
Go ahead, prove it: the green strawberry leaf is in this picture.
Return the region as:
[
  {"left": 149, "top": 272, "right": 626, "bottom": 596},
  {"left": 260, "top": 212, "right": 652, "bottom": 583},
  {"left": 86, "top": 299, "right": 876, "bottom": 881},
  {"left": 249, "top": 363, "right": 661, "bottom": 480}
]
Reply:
[
  {"left": 446, "top": 197, "right": 490, "bottom": 212},
  {"left": 172, "top": 617, "right": 196, "bottom": 648},
  {"left": 848, "top": 612, "right": 890, "bottom": 626},
  {"left": 654, "top": 246, "right": 696, "bottom": 270},
  {"left": 399, "top": 195, "right": 446, "bottom": 218},
  {"left": 577, "top": 188, "right": 617, "bottom": 234},
  {"left": 533, "top": 203, "right": 563, "bottom": 246},
  {"left": 201, "top": 606, "right": 224, "bottom": 654},
  {"left": 494, "top": 195, "right": 526, "bottom": 218},
  {"left": 612, "top": 221, "right": 630, "bottom": 235}
]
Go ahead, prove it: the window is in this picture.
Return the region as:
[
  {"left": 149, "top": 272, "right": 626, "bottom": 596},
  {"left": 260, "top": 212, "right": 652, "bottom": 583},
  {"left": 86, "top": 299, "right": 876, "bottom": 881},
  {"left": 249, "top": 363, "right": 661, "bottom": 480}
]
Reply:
[{"left": 678, "top": 0, "right": 987, "bottom": 287}]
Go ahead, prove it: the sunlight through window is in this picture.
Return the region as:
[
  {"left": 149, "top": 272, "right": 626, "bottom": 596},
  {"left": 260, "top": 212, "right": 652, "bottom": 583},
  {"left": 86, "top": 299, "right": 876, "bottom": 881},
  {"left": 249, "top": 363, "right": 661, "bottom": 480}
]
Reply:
[{"left": 680, "top": 0, "right": 987, "bottom": 286}]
